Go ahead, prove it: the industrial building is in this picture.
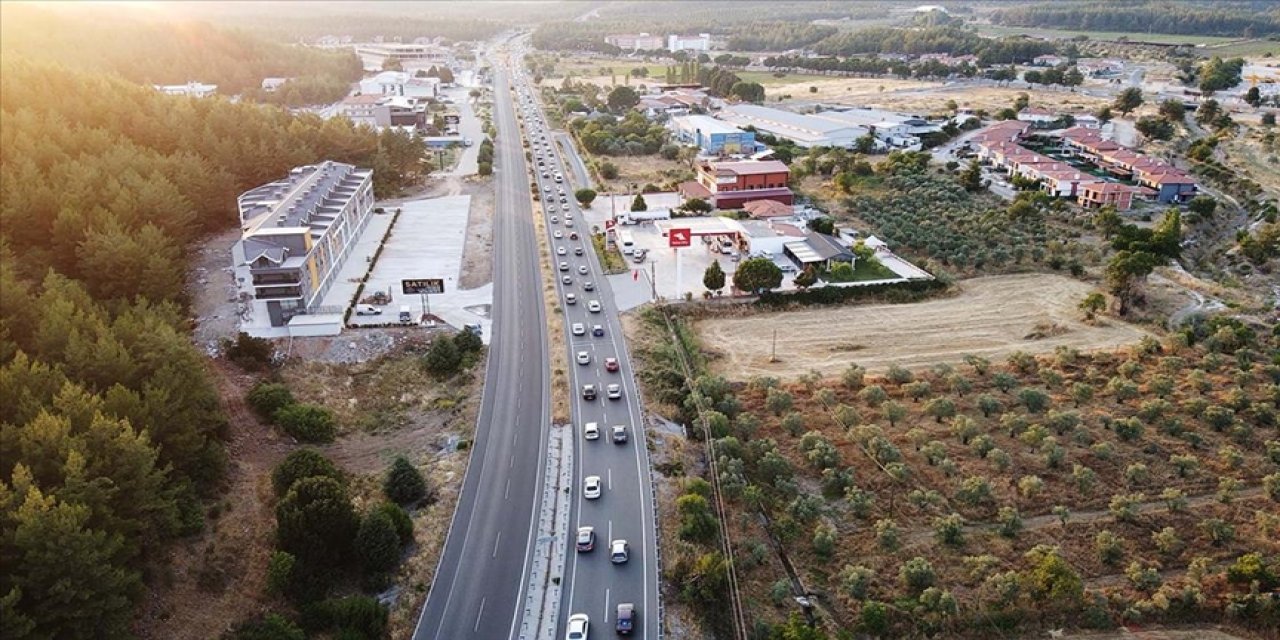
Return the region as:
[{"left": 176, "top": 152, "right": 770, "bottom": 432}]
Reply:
[
  {"left": 358, "top": 71, "right": 440, "bottom": 98},
  {"left": 604, "top": 33, "right": 665, "bottom": 51},
  {"left": 668, "top": 33, "right": 711, "bottom": 52},
  {"left": 670, "top": 115, "right": 759, "bottom": 155},
  {"left": 716, "top": 104, "right": 939, "bottom": 151},
  {"left": 234, "top": 162, "right": 375, "bottom": 328}
]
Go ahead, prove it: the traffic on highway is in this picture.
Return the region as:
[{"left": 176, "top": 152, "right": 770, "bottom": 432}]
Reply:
[{"left": 510, "top": 44, "right": 660, "bottom": 640}]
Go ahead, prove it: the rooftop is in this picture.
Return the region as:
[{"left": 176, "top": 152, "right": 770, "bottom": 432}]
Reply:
[
  {"left": 673, "top": 114, "right": 746, "bottom": 136},
  {"left": 239, "top": 161, "right": 371, "bottom": 234},
  {"left": 705, "top": 159, "right": 789, "bottom": 176}
]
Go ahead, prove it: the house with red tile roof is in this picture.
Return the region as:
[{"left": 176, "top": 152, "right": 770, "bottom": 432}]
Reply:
[{"left": 1079, "top": 181, "right": 1141, "bottom": 210}]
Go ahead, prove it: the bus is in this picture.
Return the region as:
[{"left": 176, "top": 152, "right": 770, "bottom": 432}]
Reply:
[{"left": 616, "top": 229, "right": 636, "bottom": 255}]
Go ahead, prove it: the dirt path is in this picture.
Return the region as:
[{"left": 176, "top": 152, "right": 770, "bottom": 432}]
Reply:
[
  {"left": 135, "top": 361, "right": 290, "bottom": 639},
  {"left": 697, "top": 274, "right": 1154, "bottom": 379}
]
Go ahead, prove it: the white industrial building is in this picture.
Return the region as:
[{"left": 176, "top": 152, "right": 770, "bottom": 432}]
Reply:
[
  {"left": 668, "top": 33, "right": 711, "bottom": 52},
  {"left": 717, "top": 104, "right": 869, "bottom": 148},
  {"left": 359, "top": 71, "right": 440, "bottom": 98},
  {"left": 154, "top": 81, "right": 218, "bottom": 98},
  {"left": 354, "top": 42, "right": 453, "bottom": 72}
]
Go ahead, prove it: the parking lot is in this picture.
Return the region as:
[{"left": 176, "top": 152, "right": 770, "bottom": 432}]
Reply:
[{"left": 344, "top": 195, "right": 494, "bottom": 341}]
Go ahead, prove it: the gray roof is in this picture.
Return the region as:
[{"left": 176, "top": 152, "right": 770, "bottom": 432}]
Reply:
[{"left": 806, "top": 233, "right": 853, "bottom": 261}]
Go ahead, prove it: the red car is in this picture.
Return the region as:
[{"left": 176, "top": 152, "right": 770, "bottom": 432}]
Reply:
[{"left": 604, "top": 357, "right": 619, "bottom": 372}]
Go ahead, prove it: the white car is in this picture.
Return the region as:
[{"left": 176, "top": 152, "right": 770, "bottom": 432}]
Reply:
[
  {"left": 554, "top": 230, "right": 563, "bottom": 239},
  {"left": 550, "top": 215, "right": 559, "bottom": 224},
  {"left": 584, "top": 422, "right": 600, "bottom": 440},
  {"left": 606, "top": 383, "right": 622, "bottom": 400},
  {"left": 566, "top": 613, "right": 589, "bottom": 640},
  {"left": 562, "top": 275, "right": 572, "bottom": 285},
  {"left": 354, "top": 304, "right": 381, "bottom": 316},
  {"left": 587, "top": 301, "right": 602, "bottom": 313},
  {"left": 583, "top": 476, "right": 602, "bottom": 499},
  {"left": 577, "top": 265, "right": 589, "bottom": 275},
  {"left": 571, "top": 323, "right": 586, "bottom": 336},
  {"left": 610, "top": 539, "right": 629, "bottom": 564},
  {"left": 559, "top": 261, "right": 569, "bottom": 272},
  {"left": 557, "top": 246, "right": 567, "bottom": 256},
  {"left": 562, "top": 203, "right": 571, "bottom": 211},
  {"left": 576, "top": 350, "right": 590, "bottom": 365},
  {"left": 565, "top": 293, "right": 577, "bottom": 305},
  {"left": 543, "top": 185, "right": 551, "bottom": 192}
]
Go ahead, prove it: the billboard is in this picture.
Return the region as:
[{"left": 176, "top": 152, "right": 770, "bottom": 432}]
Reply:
[
  {"left": 668, "top": 227, "right": 692, "bottom": 248},
  {"left": 444, "top": 114, "right": 460, "bottom": 125},
  {"left": 402, "top": 278, "right": 444, "bottom": 295}
]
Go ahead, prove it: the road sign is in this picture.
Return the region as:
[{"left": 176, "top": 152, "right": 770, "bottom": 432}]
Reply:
[
  {"left": 402, "top": 278, "right": 444, "bottom": 295},
  {"left": 668, "top": 227, "right": 692, "bottom": 248}
]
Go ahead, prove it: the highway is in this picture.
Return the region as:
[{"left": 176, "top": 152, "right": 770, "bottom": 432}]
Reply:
[
  {"left": 411, "top": 54, "right": 551, "bottom": 640},
  {"left": 508, "top": 46, "right": 662, "bottom": 639}
]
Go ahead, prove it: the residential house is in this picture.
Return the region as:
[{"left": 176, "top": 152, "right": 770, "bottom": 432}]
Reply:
[
  {"left": 681, "top": 159, "right": 793, "bottom": 209},
  {"left": 154, "top": 81, "right": 218, "bottom": 98},
  {"left": 785, "top": 233, "right": 855, "bottom": 271},
  {"left": 1017, "top": 107, "right": 1060, "bottom": 125},
  {"left": 742, "top": 199, "right": 795, "bottom": 219},
  {"left": 1078, "top": 181, "right": 1140, "bottom": 210},
  {"left": 1136, "top": 167, "right": 1198, "bottom": 203},
  {"left": 235, "top": 161, "right": 375, "bottom": 328}
]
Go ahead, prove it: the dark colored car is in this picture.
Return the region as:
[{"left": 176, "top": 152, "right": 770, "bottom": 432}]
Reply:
[
  {"left": 592, "top": 324, "right": 604, "bottom": 337},
  {"left": 616, "top": 603, "right": 635, "bottom": 635},
  {"left": 582, "top": 384, "right": 597, "bottom": 401}
]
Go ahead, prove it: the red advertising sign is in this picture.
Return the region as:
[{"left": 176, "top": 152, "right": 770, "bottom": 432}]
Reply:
[
  {"left": 604, "top": 219, "right": 616, "bottom": 230},
  {"left": 668, "top": 227, "right": 692, "bottom": 248}
]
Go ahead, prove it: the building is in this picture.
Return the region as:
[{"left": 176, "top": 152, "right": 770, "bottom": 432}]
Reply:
[
  {"left": 1032, "top": 55, "right": 1067, "bottom": 67},
  {"left": 354, "top": 42, "right": 453, "bottom": 72},
  {"left": 1076, "top": 58, "right": 1124, "bottom": 77},
  {"left": 742, "top": 199, "right": 795, "bottom": 219},
  {"left": 682, "top": 159, "right": 793, "bottom": 209},
  {"left": 1017, "top": 107, "right": 1060, "bottom": 125},
  {"left": 261, "top": 77, "right": 293, "bottom": 92},
  {"left": 784, "top": 233, "right": 855, "bottom": 271},
  {"left": 359, "top": 71, "right": 439, "bottom": 98},
  {"left": 235, "top": 162, "right": 375, "bottom": 327},
  {"left": 814, "top": 107, "right": 942, "bottom": 150},
  {"left": 1078, "top": 181, "right": 1140, "bottom": 210},
  {"left": 668, "top": 33, "right": 711, "bottom": 52},
  {"left": 154, "top": 81, "right": 218, "bottom": 98},
  {"left": 670, "top": 115, "right": 758, "bottom": 154},
  {"left": 605, "top": 33, "right": 664, "bottom": 51},
  {"left": 717, "top": 104, "right": 869, "bottom": 148},
  {"left": 338, "top": 95, "right": 428, "bottom": 130}
]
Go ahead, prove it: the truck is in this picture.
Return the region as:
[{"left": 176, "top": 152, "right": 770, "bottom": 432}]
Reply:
[
  {"left": 615, "top": 209, "right": 671, "bottom": 224},
  {"left": 399, "top": 306, "right": 413, "bottom": 324}
]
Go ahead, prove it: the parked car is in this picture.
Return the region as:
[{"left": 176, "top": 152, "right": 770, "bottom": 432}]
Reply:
[{"left": 354, "top": 304, "right": 381, "bottom": 316}]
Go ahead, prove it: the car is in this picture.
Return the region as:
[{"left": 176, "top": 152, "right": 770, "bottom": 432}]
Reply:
[
  {"left": 575, "top": 526, "right": 595, "bottom": 552},
  {"left": 587, "top": 300, "right": 602, "bottom": 313},
  {"left": 576, "top": 350, "right": 590, "bottom": 365},
  {"left": 604, "top": 357, "right": 619, "bottom": 372},
  {"left": 610, "top": 539, "right": 629, "bottom": 564},
  {"left": 572, "top": 323, "right": 586, "bottom": 336},
  {"left": 578, "top": 265, "right": 589, "bottom": 275},
  {"left": 566, "top": 613, "right": 589, "bottom": 640},
  {"left": 554, "top": 230, "right": 563, "bottom": 239},
  {"left": 354, "top": 304, "right": 381, "bottom": 316},
  {"left": 592, "top": 324, "right": 604, "bottom": 337},
  {"left": 583, "top": 476, "right": 602, "bottom": 499},
  {"left": 562, "top": 275, "right": 572, "bottom": 285},
  {"left": 584, "top": 422, "right": 600, "bottom": 440},
  {"left": 574, "top": 247, "right": 584, "bottom": 256},
  {"left": 583, "top": 281, "right": 595, "bottom": 291},
  {"left": 606, "top": 383, "right": 622, "bottom": 400},
  {"left": 581, "top": 384, "right": 597, "bottom": 401},
  {"left": 550, "top": 215, "right": 559, "bottom": 224},
  {"left": 557, "top": 246, "right": 567, "bottom": 256},
  {"left": 543, "top": 185, "right": 551, "bottom": 192},
  {"left": 615, "top": 603, "right": 636, "bottom": 635},
  {"left": 612, "top": 424, "right": 628, "bottom": 444},
  {"left": 565, "top": 218, "right": 575, "bottom": 227},
  {"left": 541, "top": 172, "right": 549, "bottom": 178},
  {"left": 569, "top": 232, "right": 580, "bottom": 240},
  {"left": 562, "top": 203, "right": 571, "bottom": 212},
  {"left": 559, "top": 261, "right": 569, "bottom": 272},
  {"left": 565, "top": 293, "right": 577, "bottom": 305}
]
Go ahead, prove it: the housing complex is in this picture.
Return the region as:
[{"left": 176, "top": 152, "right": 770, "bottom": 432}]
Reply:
[
  {"left": 972, "top": 120, "right": 1197, "bottom": 211},
  {"left": 680, "top": 159, "right": 793, "bottom": 209},
  {"left": 234, "top": 162, "right": 375, "bottom": 328}
]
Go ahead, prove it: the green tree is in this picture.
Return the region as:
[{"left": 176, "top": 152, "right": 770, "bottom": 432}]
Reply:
[
  {"left": 1113, "top": 87, "right": 1143, "bottom": 116},
  {"left": 383, "top": 456, "right": 428, "bottom": 506},
  {"left": 1079, "top": 292, "right": 1106, "bottom": 320},
  {"left": 703, "top": 260, "right": 726, "bottom": 293},
  {"left": 248, "top": 382, "right": 295, "bottom": 419},
  {"left": 793, "top": 266, "right": 817, "bottom": 290},
  {"left": 681, "top": 197, "right": 713, "bottom": 214},
  {"left": 599, "top": 161, "right": 619, "bottom": 179},
  {"left": 574, "top": 188, "right": 597, "bottom": 207},
  {"left": 372, "top": 502, "right": 414, "bottom": 544},
  {"left": 630, "top": 194, "right": 648, "bottom": 212},
  {"left": 231, "top": 613, "right": 306, "bottom": 640},
  {"left": 275, "top": 476, "right": 358, "bottom": 565},
  {"left": 1105, "top": 250, "right": 1161, "bottom": 315},
  {"left": 733, "top": 258, "right": 783, "bottom": 293},
  {"left": 265, "top": 551, "right": 298, "bottom": 598},
  {"left": 273, "top": 404, "right": 337, "bottom": 443},
  {"left": 606, "top": 85, "right": 640, "bottom": 112},
  {"left": 958, "top": 159, "right": 984, "bottom": 192},
  {"left": 676, "top": 493, "right": 718, "bottom": 544},
  {"left": 1024, "top": 545, "right": 1083, "bottom": 605},
  {"left": 272, "top": 449, "right": 343, "bottom": 496},
  {"left": 900, "top": 556, "right": 937, "bottom": 593},
  {"left": 1158, "top": 98, "right": 1186, "bottom": 122},
  {"left": 424, "top": 335, "right": 462, "bottom": 377},
  {"left": 355, "top": 509, "right": 402, "bottom": 575}
]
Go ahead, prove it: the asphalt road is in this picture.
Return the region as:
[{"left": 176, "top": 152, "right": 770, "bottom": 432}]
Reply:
[
  {"left": 412, "top": 60, "right": 551, "bottom": 640},
  {"left": 509, "top": 48, "right": 663, "bottom": 640}
]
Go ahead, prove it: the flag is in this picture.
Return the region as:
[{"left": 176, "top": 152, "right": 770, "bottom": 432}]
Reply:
[{"left": 633, "top": 270, "right": 639, "bottom": 281}]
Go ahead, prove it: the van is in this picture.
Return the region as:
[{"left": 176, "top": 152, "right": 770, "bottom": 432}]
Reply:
[
  {"left": 354, "top": 304, "right": 381, "bottom": 316},
  {"left": 399, "top": 306, "right": 412, "bottom": 324}
]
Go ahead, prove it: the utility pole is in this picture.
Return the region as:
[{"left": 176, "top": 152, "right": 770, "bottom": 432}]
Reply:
[{"left": 770, "top": 328, "right": 778, "bottom": 363}]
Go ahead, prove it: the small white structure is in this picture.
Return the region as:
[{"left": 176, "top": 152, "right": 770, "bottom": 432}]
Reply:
[
  {"left": 261, "top": 77, "right": 293, "bottom": 92},
  {"left": 1017, "top": 107, "right": 1060, "bottom": 125},
  {"left": 359, "top": 71, "right": 440, "bottom": 98},
  {"left": 154, "top": 81, "right": 217, "bottom": 98}
]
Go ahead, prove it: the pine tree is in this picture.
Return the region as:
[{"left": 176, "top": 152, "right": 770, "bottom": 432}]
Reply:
[{"left": 383, "top": 456, "right": 428, "bottom": 506}]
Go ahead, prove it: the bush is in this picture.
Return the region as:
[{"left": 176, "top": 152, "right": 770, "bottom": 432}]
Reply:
[
  {"left": 453, "top": 328, "right": 484, "bottom": 355},
  {"left": 274, "top": 404, "right": 337, "bottom": 443},
  {"left": 384, "top": 456, "right": 429, "bottom": 506},
  {"left": 372, "top": 502, "right": 414, "bottom": 544},
  {"left": 424, "top": 336, "right": 462, "bottom": 377},
  {"left": 272, "top": 449, "right": 343, "bottom": 495},
  {"left": 232, "top": 613, "right": 306, "bottom": 640},
  {"left": 355, "top": 510, "right": 402, "bottom": 575},
  {"left": 248, "top": 382, "right": 295, "bottom": 419},
  {"left": 301, "top": 596, "right": 388, "bottom": 639},
  {"left": 224, "top": 332, "right": 276, "bottom": 370},
  {"left": 265, "top": 551, "right": 298, "bottom": 599}
]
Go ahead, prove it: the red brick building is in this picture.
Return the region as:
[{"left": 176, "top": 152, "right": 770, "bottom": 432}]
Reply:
[{"left": 681, "top": 159, "right": 793, "bottom": 210}]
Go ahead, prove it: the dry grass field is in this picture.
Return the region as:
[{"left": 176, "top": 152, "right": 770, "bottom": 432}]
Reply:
[{"left": 697, "top": 274, "right": 1154, "bottom": 379}]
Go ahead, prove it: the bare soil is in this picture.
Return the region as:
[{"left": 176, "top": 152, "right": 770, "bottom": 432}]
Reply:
[
  {"left": 459, "top": 180, "right": 496, "bottom": 289},
  {"left": 778, "top": 78, "right": 1112, "bottom": 116},
  {"left": 188, "top": 226, "right": 244, "bottom": 352},
  {"left": 696, "top": 274, "right": 1154, "bottom": 379},
  {"left": 595, "top": 153, "right": 694, "bottom": 194}
]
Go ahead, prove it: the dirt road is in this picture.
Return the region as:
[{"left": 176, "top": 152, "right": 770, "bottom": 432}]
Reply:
[{"left": 697, "top": 274, "right": 1154, "bottom": 378}]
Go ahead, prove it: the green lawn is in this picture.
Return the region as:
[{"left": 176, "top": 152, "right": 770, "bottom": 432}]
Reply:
[
  {"left": 822, "top": 256, "right": 897, "bottom": 283},
  {"left": 974, "top": 23, "right": 1243, "bottom": 46}
]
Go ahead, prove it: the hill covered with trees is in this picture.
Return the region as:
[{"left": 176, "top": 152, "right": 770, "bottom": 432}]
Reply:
[
  {"left": 990, "top": 1, "right": 1280, "bottom": 38},
  {"left": 0, "top": 56, "right": 426, "bottom": 637}
]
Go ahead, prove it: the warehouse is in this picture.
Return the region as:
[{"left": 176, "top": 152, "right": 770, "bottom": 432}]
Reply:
[{"left": 717, "top": 104, "right": 868, "bottom": 148}]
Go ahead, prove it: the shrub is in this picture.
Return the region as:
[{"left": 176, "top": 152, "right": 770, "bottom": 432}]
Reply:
[
  {"left": 272, "top": 449, "right": 343, "bottom": 495},
  {"left": 424, "top": 336, "right": 463, "bottom": 377},
  {"left": 274, "top": 404, "right": 337, "bottom": 443},
  {"left": 838, "top": 564, "right": 873, "bottom": 599},
  {"left": 248, "top": 382, "right": 295, "bottom": 419},
  {"left": 224, "top": 332, "right": 276, "bottom": 370},
  {"left": 372, "top": 502, "right": 414, "bottom": 544},
  {"left": 933, "top": 513, "right": 966, "bottom": 546},
  {"left": 355, "top": 510, "right": 402, "bottom": 575},
  {"left": 265, "top": 551, "right": 297, "bottom": 598},
  {"left": 301, "top": 595, "right": 388, "bottom": 638},
  {"left": 384, "top": 456, "right": 428, "bottom": 506},
  {"left": 232, "top": 613, "right": 305, "bottom": 640},
  {"left": 900, "top": 557, "right": 937, "bottom": 593}
]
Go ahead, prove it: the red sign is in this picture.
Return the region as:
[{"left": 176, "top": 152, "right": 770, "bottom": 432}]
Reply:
[
  {"left": 668, "top": 227, "right": 692, "bottom": 248},
  {"left": 604, "top": 219, "right": 616, "bottom": 230}
]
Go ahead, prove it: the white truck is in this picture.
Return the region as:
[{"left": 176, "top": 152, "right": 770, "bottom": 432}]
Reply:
[{"left": 615, "top": 209, "right": 671, "bottom": 225}]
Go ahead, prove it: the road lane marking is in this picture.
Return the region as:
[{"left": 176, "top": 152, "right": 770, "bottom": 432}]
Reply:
[
  {"left": 608, "top": 468, "right": 612, "bottom": 491},
  {"left": 505, "top": 478, "right": 511, "bottom": 500},
  {"left": 474, "top": 597, "right": 486, "bottom": 632},
  {"left": 608, "top": 520, "right": 613, "bottom": 541},
  {"left": 492, "top": 532, "right": 502, "bottom": 558},
  {"left": 604, "top": 588, "right": 611, "bottom": 622}
]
